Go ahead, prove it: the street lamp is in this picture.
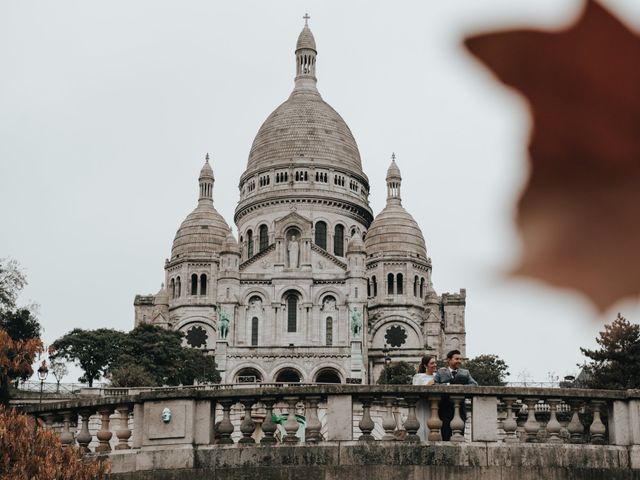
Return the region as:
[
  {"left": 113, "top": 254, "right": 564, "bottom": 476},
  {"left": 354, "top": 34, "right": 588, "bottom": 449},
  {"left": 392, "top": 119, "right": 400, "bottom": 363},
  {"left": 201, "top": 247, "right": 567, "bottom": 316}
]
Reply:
[
  {"left": 37, "top": 360, "right": 48, "bottom": 404},
  {"left": 382, "top": 344, "right": 391, "bottom": 384}
]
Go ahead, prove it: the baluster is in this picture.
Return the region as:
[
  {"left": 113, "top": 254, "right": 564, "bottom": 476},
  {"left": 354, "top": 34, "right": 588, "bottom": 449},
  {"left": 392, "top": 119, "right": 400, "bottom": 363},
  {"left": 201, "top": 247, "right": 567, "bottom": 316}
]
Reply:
[
  {"left": 305, "top": 396, "right": 322, "bottom": 444},
  {"left": 403, "top": 395, "right": 420, "bottom": 442},
  {"left": 589, "top": 400, "right": 606, "bottom": 444},
  {"left": 60, "top": 410, "right": 75, "bottom": 447},
  {"left": 358, "top": 396, "right": 375, "bottom": 441},
  {"left": 42, "top": 413, "right": 54, "bottom": 431},
  {"left": 546, "top": 398, "right": 562, "bottom": 444},
  {"left": 216, "top": 399, "right": 236, "bottom": 444},
  {"left": 239, "top": 398, "right": 256, "bottom": 444},
  {"left": 76, "top": 409, "right": 94, "bottom": 453},
  {"left": 427, "top": 395, "right": 443, "bottom": 441},
  {"left": 381, "top": 396, "right": 396, "bottom": 441},
  {"left": 260, "top": 397, "right": 277, "bottom": 444},
  {"left": 449, "top": 395, "right": 465, "bottom": 442},
  {"left": 523, "top": 398, "right": 540, "bottom": 443},
  {"left": 501, "top": 397, "right": 519, "bottom": 443},
  {"left": 95, "top": 407, "right": 113, "bottom": 453},
  {"left": 567, "top": 400, "right": 585, "bottom": 444},
  {"left": 283, "top": 396, "right": 301, "bottom": 443},
  {"left": 115, "top": 404, "right": 132, "bottom": 450}
]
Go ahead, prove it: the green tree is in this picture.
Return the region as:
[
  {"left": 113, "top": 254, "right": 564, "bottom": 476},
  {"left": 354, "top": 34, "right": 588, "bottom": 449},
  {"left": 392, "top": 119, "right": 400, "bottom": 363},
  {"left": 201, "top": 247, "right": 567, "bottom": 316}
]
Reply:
[
  {"left": 0, "top": 307, "right": 41, "bottom": 342},
  {"left": 109, "top": 363, "right": 156, "bottom": 387},
  {"left": 377, "top": 361, "right": 416, "bottom": 385},
  {"left": 580, "top": 313, "right": 640, "bottom": 389},
  {"left": 465, "top": 354, "right": 510, "bottom": 386},
  {"left": 51, "top": 328, "right": 126, "bottom": 387},
  {"left": 180, "top": 348, "right": 221, "bottom": 385}
]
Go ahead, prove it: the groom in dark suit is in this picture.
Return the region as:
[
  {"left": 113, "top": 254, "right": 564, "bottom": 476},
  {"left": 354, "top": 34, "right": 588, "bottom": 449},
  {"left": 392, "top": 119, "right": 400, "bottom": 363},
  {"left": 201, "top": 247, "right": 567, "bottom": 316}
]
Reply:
[{"left": 434, "top": 349, "right": 477, "bottom": 440}]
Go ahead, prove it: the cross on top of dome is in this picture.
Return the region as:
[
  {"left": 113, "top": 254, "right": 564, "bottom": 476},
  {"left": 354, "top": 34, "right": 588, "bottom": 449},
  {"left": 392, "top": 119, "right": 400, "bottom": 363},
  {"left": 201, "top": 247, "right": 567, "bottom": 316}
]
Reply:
[{"left": 303, "top": 13, "right": 310, "bottom": 26}]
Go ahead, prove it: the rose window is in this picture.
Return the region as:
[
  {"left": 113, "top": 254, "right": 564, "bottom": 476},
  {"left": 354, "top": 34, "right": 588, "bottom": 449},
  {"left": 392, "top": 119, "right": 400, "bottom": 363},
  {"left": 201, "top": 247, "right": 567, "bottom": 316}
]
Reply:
[
  {"left": 186, "top": 325, "right": 208, "bottom": 348},
  {"left": 385, "top": 325, "right": 407, "bottom": 348}
]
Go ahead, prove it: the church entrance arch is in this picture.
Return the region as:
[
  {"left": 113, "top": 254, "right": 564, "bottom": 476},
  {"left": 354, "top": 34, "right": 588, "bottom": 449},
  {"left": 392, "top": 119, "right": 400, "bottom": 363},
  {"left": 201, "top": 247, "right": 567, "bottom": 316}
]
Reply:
[
  {"left": 274, "top": 368, "right": 302, "bottom": 383},
  {"left": 235, "top": 368, "right": 263, "bottom": 384},
  {"left": 314, "top": 368, "right": 342, "bottom": 384}
]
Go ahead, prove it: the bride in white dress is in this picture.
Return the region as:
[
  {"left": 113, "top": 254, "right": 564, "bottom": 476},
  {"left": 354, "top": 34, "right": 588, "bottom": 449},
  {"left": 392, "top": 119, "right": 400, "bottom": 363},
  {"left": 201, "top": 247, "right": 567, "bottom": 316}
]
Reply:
[{"left": 412, "top": 355, "right": 437, "bottom": 441}]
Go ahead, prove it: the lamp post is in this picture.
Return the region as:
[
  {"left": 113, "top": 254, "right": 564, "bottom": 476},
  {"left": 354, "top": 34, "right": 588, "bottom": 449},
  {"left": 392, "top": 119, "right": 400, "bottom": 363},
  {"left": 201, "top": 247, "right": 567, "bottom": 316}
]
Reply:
[
  {"left": 382, "top": 344, "right": 391, "bottom": 384},
  {"left": 37, "top": 360, "right": 48, "bottom": 405}
]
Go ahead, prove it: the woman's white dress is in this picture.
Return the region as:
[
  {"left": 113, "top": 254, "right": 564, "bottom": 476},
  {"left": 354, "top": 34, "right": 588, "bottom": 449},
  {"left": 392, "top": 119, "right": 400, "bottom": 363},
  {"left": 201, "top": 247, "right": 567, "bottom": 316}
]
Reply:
[{"left": 412, "top": 373, "right": 434, "bottom": 441}]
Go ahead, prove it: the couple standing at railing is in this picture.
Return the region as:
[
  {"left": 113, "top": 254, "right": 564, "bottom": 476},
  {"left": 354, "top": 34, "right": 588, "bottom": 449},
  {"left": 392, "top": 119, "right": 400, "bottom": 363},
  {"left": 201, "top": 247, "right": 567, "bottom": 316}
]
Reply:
[{"left": 412, "top": 349, "right": 478, "bottom": 441}]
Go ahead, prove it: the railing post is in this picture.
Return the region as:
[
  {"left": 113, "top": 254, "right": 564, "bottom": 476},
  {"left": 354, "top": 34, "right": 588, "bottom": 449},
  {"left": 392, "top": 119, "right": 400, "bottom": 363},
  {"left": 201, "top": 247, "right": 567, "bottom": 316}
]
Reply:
[
  {"left": 305, "top": 396, "right": 322, "bottom": 444},
  {"left": 449, "top": 395, "right": 465, "bottom": 442},
  {"left": 76, "top": 409, "right": 94, "bottom": 453},
  {"left": 95, "top": 407, "right": 114, "bottom": 453},
  {"left": 524, "top": 398, "right": 540, "bottom": 443},
  {"left": 381, "top": 396, "right": 397, "bottom": 441},
  {"left": 60, "top": 410, "right": 75, "bottom": 447},
  {"left": 115, "top": 404, "right": 132, "bottom": 450},
  {"left": 567, "top": 400, "right": 585, "bottom": 444},
  {"left": 239, "top": 398, "right": 256, "bottom": 444},
  {"left": 472, "top": 396, "right": 498, "bottom": 442},
  {"left": 546, "top": 398, "right": 563, "bottom": 444},
  {"left": 283, "top": 396, "right": 301, "bottom": 443},
  {"left": 358, "top": 396, "right": 375, "bottom": 442},
  {"left": 260, "top": 397, "right": 277, "bottom": 445},
  {"left": 403, "top": 395, "right": 420, "bottom": 442},
  {"left": 216, "top": 399, "right": 236, "bottom": 444},
  {"left": 501, "top": 397, "right": 519, "bottom": 443},
  {"left": 427, "top": 395, "right": 443, "bottom": 441},
  {"left": 589, "top": 400, "right": 607, "bottom": 444}
]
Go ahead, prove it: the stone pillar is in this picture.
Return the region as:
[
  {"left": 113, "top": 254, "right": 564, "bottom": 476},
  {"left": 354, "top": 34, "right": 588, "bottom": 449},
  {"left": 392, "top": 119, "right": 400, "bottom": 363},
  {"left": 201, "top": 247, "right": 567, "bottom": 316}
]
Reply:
[
  {"left": 327, "top": 395, "right": 353, "bottom": 441},
  {"left": 350, "top": 340, "right": 364, "bottom": 382},
  {"left": 96, "top": 407, "right": 114, "bottom": 453},
  {"left": 472, "top": 396, "right": 498, "bottom": 442},
  {"left": 115, "top": 405, "right": 132, "bottom": 450},
  {"left": 609, "top": 400, "right": 632, "bottom": 446},
  {"left": 215, "top": 340, "right": 228, "bottom": 383}
]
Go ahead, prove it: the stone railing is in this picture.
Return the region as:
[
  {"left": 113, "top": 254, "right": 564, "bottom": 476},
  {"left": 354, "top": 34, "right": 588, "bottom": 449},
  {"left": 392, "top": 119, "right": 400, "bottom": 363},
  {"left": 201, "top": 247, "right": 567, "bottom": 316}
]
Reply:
[{"left": 21, "top": 385, "right": 640, "bottom": 478}]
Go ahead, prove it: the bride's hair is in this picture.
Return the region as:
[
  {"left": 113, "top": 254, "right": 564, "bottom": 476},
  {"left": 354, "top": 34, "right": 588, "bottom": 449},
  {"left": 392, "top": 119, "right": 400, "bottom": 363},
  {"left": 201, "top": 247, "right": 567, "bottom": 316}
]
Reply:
[{"left": 418, "top": 355, "right": 436, "bottom": 374}]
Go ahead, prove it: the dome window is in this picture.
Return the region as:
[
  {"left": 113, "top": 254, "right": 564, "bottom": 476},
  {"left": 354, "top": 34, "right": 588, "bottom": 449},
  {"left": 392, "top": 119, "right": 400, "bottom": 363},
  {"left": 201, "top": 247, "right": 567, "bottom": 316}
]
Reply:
[
  {"left": 420, "top": 277, "right": 425, "bottom": 298},
  {"left": 259, "top": 225, "right": 269, "bottom": 251},
  {"left": 325, "top": 316, "right": 333, "bottom": 346},
  {"left": 176, "top": 277, "right": 181, "bottom": 297},
  {"left": 414, "top": 276, "right": 419, "bottom": 297},
  {"left": 191, "top": 274, "right": 198, "bottom": 296},
  {"left": 396, "top": 273, "right": 404, "bottom": 295},
  {"left": 315, "top": 221, "right": 327, "bottom": 250},
  {"left": 387, "top": 273, "right": 394, "bottom": 295},
  {"left": 247, "top": 230, "right": 254, "bottom": 257},
  {"left": 371, "top": 276, "right": 377, "bottom": 297},
  {"left": 286, "top": 294, "right": 298, "bottom": 332},
  {"left": 170, "top": 278, "right": 176, "bottom": 298},
  {"left": 251, "top": 317, "right": 259, "bottom": 346},
  {"left": 334, "top": 224, "right": 344, "bottom": 256}
]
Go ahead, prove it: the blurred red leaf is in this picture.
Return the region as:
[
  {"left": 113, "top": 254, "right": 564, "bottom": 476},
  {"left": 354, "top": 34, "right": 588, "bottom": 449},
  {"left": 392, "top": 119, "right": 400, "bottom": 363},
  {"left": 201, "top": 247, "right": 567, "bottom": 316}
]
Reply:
[{"left": 465, "top": 0, "right": 640, "bottom": 311}]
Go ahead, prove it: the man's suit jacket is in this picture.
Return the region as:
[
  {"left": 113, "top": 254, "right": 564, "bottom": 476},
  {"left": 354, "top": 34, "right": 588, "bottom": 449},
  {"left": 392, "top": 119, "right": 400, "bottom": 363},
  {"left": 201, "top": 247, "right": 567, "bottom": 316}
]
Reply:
[{"left": 434, "top": 367, "right": 478, "bottom": 385}]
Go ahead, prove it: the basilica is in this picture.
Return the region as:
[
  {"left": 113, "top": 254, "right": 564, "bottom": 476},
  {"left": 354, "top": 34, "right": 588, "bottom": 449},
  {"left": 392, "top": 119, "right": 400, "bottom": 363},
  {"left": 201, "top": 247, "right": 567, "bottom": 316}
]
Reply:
[{"left": 133, "top": 20, "right": 467, "bottom": 385}]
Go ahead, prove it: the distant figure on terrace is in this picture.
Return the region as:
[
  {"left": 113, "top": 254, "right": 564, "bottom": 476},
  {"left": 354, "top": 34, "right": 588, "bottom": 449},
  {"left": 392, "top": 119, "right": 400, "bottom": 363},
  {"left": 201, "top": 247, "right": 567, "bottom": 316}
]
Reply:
[
  {"left": 413, "top": 355, "right": 437, "bottom": 442},
  {"left": 435, "top": 349, "right": 477, "bottom": 441}
]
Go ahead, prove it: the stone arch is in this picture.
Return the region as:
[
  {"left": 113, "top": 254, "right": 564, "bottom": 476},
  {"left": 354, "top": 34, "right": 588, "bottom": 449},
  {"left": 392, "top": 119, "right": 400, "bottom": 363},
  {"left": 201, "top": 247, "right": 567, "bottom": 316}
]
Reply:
[
  {"left": 309, "top": 363, "right": 347, "bottom": 384},
  {"left": 273, "top": 365, "right": 304, "bottom": 383},
  {"left": 313, "top": 286, "right": 345, "bottom": 306},
  {"left": 370, "top": 317, "right": 423, "bottom": 350},
  {"left": 241, "top": 287, "right": 270, "bottom": 306},
  {"left": 176, "top": 318, "right": 216, "bottom": 350},
  {"left": 275, "top": 285, "right": 308, "bottom": 304},
  {"left": 228, "top": 363, "right": 269, "bottom": 384}
]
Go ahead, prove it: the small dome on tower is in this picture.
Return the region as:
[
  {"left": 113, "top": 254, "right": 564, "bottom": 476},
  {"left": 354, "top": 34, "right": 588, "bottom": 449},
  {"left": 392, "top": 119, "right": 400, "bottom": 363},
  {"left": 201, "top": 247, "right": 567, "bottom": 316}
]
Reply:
[
  {"left": 199, "top": 153, "right": 214, "bottom": 179},
  {"left": 365, "top": 155, "right": 427, "bottom": 258},
  {"left": 222, "top": 228, "right": 241, "bottom": 254},
  {"left": 154, "top": 283, "right": 169, "bottom": 306},
  {"left": 296, "top": 25, "right": 316, "bottom": 51},
  {"left": 346, "top": 231, "right": 365, "bottom": 254}
]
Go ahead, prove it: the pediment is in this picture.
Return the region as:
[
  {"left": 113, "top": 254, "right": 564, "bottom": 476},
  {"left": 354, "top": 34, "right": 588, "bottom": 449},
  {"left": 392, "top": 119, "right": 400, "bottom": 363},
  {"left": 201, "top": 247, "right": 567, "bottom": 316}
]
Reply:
[{"left": 274, "top": 211, "right": 313, "bottom": 237}]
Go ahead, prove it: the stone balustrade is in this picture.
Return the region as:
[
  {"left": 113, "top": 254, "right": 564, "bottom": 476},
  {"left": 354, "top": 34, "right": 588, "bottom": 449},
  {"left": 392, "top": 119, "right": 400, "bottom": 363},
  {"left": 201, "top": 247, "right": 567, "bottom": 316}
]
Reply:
[{"left": 21, "top": 385, "right": 640, "bottom": 478}]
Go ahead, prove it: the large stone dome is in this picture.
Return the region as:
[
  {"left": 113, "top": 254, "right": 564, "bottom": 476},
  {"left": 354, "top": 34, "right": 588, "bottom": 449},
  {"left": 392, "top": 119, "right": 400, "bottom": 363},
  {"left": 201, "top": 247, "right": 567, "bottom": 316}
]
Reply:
[{"left": 245, "top": 90, "right": 363, "bottom": 175}]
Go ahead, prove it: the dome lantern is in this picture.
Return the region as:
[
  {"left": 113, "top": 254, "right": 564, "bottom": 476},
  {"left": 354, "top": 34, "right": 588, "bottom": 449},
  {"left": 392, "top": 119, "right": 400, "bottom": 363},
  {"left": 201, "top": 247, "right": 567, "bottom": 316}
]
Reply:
[
  {"left": 199, "top": 153, "right": 214, "bottom": 204},
  {"left": 294, "top": 13, "right": 318, "bottom": 93},
  {"left": 386, "top": 153, "right": 402, "bottom": 205}
]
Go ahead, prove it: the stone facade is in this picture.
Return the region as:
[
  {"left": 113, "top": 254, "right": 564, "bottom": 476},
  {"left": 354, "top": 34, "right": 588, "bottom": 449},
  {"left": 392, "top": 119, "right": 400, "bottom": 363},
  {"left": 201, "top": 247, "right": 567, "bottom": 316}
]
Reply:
[{"left": 133, "top": 21, "right": 466, "bottom": 384}]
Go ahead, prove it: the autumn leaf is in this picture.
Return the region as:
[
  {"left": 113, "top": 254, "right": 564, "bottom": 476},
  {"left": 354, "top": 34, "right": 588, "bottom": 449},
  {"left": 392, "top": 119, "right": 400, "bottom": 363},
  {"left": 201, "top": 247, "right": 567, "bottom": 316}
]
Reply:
[{"left": 465, "top": 0, "right": 640, "bottom": 311}]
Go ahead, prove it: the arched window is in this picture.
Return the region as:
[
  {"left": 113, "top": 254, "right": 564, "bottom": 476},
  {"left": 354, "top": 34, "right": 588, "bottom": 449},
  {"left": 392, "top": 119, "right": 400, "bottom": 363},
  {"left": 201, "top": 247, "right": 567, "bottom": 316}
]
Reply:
[
  {"left": 315, "top": 368, "right": 341, "bottom": 384},
  {"left": 236, "top": 368, "right": 262, "bottom": 383},
  {"left": 247, "top": 230, "right": 254, "bottom": 257},
  {"left": 251, "top": 317, "right": 258, "bottom": 346},
  {"left": 420, "top": 277, "right": 425, "bottom": 298},
  {"left": 176, "top": 277, "right": 181, "bottom": 297},
  {"left": 275, "top": 369, "right": 301, "bottom": 383},
  {"left": 372, "top": 276, "right": 377, "bottom": 297},
  {"left": 397, "top": 273, "right": 403, "bottom": 295},
  {"left": 200, "top": 274, "right": 207, "bottom": 296},
  {"left": 367, "top": 278, "right": 371, "bottom": 297},
  {"left": 287, "top": 294, "right": 298, "bottom": 332},
  {"left": 326, "top": 317, "right": 333, "bottom": 346},
  {"left": 387, "top": 273, "right": 394, "bottom": 295},
  {"left": 191, "top": 274, "right": 198, "bottom": 296},
  {"left": 315, "top": 221, "right": 327, "bottom": 250},
  {"left": 414, "top": 276, "right": 419, "bottom": 297},
  {"left": 334, "top": 224, "right": 344, "bottom": 256},
  {"left": 170, "top": 278, "right": 175, "bottom": 298},
  {"left": 259, "top": 225, "right": 268, "bottom": 251}
]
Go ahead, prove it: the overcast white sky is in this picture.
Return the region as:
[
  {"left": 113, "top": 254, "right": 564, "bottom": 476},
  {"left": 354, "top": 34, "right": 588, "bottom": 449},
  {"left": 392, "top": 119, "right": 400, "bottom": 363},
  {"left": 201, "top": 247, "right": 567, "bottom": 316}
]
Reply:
[{"left": 2, "top": 0, "right": 639, "bottom": 383}]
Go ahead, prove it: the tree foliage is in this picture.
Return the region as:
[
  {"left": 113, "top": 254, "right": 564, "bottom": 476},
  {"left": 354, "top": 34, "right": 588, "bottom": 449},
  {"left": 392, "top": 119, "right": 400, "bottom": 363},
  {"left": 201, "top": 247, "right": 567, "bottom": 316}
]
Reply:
[
  {"left": 376, "top": 361, "right": 416, "bottom": 385},
  {"left": 0, "top": 405, "right": 109, "bottom": 479},
  {"left": 109, "top": 363, "right": 156, "bottom": 387},
  {"left": 465, "top": 354, "right": 510, "bottom": 386},
  {"left": 0, "top": 330, "right": 43, "bottom": 406},
  {"left": 51, "top": 328, "right": 126, "bottom": 387},
  {"left": 0, "top": 308, "right": 41, "bottom": 342},
  {"left": 49, "top": 357, "right": 69, "bottom": 393},
  {"left": 580, "top": 313, "right": 640, "bottom": 389},
  {"left": 0, "top": 258, "right": 26, "bottom": 313}
]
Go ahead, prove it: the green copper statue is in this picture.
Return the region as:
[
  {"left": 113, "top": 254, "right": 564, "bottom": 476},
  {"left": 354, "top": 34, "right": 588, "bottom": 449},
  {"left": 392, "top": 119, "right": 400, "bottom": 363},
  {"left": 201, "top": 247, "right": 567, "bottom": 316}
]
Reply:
[
  {"left": 350, "top": 307, "right": 362, "bottom": 338},
  {"left": 218, "top": 308, "right": 230, "bottom": 340}
]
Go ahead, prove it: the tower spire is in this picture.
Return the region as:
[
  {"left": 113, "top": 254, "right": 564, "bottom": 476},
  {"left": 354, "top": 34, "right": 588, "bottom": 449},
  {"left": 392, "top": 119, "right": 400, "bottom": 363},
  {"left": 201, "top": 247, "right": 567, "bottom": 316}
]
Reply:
[
  {"left": 199, "top": 153, "right": 214, "bottom": 203},
  {"left": 386, "top": 153, "right": 402, "bottom": 205},
  {"left": 293, "top": 14, "right": 318, "bottom": 93}
]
